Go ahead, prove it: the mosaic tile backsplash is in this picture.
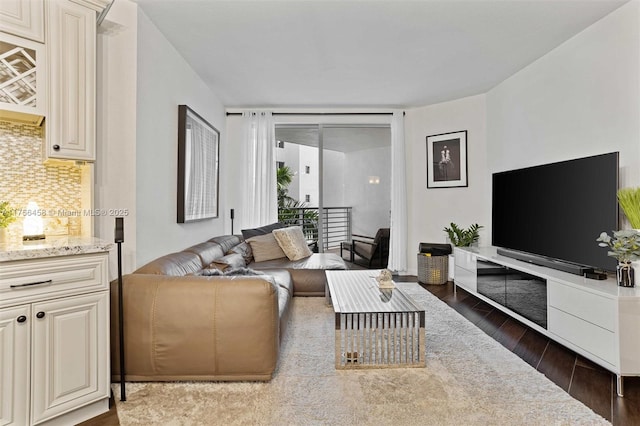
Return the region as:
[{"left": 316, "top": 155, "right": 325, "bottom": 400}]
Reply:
[{"left": 0, "top": 120, "right": 86, "bottom": 240}]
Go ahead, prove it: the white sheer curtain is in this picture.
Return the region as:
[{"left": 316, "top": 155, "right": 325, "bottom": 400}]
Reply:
[
  {"left": 241, "top": 111, "right": 277, "bottom": 228},
  {"left": 388, "top": 111, "right": 408, "bottom": 272}
]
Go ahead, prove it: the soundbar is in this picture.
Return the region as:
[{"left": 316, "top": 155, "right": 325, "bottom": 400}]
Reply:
[{"left": 496, "top": 247, "right": 594, "bottom": 276}]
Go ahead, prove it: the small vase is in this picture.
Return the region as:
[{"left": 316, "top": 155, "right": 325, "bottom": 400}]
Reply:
[
  {"left": 617, "top": 262, "right": 635, "bottom": 287},
  {"left": 0, "top": 227, "right": 7, "bottom": 244}
]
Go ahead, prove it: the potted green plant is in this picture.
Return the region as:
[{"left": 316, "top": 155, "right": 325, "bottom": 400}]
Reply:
[
  {"left": 596, "top": 230, "right": 640, "bottom": 287},
  {"left": 0, "top": 201, "right": 16, "bottom": 243},
  {"left": 618, "top": 187, "right": 640, "bottom": 229},
  {"left": 443, "top": 223, "right": 483, "bottom": 247}
]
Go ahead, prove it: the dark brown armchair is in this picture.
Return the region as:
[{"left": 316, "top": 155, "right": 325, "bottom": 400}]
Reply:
[{"left": 340, "top": 228, "right": 390, "bottom": 269}]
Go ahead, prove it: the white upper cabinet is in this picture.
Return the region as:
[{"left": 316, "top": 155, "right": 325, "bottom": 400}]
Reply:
[
  {"left": 0, "top": 0, "right": 111, "bottom": 161},
  {"left": 45, "top": 0, "right": 97, "bottom": 161},
  {"left": 0, "top": 0, "right": 44, "bottom": 43},
  {"left": 0, "top": 30, "right": 46, "bottom": 124}
]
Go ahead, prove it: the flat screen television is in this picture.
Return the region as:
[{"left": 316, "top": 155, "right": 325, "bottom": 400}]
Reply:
[{"left": 492, "top": 152, "right": 619, "bottom": 274}]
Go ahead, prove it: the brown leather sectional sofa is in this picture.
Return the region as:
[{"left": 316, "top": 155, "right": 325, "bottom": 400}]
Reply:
[{"left": 110, "top": 235, "right": 347, "bottom": 382}]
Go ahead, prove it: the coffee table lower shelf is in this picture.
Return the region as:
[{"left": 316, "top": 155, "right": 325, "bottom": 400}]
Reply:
[{"left": 335, "top": 311, "right": 425, "bottom": 369}]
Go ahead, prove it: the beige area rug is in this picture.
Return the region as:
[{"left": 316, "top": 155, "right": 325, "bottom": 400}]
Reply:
[{"left": 113, "top": 283, "right": 609, "bottom": 425}]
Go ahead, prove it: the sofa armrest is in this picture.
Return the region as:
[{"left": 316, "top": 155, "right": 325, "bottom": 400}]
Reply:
[{"left": 110, "top": 274, "right": 280, "bottom": 381}]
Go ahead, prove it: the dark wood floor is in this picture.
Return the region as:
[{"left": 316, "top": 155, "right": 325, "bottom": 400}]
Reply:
[
  {"left": 81, "top": 273, "right": 639, "bottom": 425},
  {"left": 417, "top": 280, "right": 640, "bottom": 425}
]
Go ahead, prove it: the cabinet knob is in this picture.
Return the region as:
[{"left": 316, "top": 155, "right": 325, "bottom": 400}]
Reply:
[
  {"left": 36, "top": 311, "right": 45, "bottom": 319},
  {"left": 17, "top": 315, "right": 27, "bottom": 323},
  {"left": 52, "top": 144, "right": 60, "bottom": 151}
]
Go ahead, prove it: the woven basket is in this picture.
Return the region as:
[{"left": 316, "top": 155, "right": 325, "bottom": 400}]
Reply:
[{"left": 417, "top": 254, "right": 449, "bottom": 285}]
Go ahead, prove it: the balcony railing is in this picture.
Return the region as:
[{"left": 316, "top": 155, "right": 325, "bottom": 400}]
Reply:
[{"left": 278, "top": 206, "right": 352, "bottom": 251}]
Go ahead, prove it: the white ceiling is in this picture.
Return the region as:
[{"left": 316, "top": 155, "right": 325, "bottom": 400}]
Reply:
[{"left": 135, "top": 0, "right": 628, "bottom": 108}]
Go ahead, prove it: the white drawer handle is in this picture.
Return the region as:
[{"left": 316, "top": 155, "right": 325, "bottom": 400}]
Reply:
[{"left": 10, "top": 279, "right": 53, "bottom": 289}]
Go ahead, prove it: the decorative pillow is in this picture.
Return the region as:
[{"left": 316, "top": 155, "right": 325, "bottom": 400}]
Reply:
[
  {"left": 209, "top": 253, "right": 246, "bottom": 271},
  {"left": 227, "top": 241, "right": 253, "bottom": 264},
  {"left": 246, "top": 233, "right": 287, "bottom": 262},
  {"left": 241, "top": 222, "right": 286, "bottom": 240},
  {"left": 272, "top": 226, "right": 313, "bottom": 261}
]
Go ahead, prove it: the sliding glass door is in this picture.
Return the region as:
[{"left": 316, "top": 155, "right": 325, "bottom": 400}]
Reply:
[{"left": 275, "top": 123, "right": 391, "bottom": 252}]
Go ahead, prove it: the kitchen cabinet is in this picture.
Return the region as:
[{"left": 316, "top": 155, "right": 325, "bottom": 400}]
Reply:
[
  {"left": 44, "top": 0, "right": 98, "bottom": 161},
  {"left": 0, "top": 0, "right": 45, "bottom": 42},
  {"left": 0, "top": 30, "right": 46, "bottom": 124},
  {"left": 0, "top": 251, "right": 110, "bottom": 426}
]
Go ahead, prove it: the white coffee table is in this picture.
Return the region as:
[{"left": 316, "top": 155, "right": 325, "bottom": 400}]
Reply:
[{"left": 326, "top": 270, "right": 426, "bottom": 369}]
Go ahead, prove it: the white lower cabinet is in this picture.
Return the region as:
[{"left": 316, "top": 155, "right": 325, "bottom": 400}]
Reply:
[
  {"left": 0, "top": 253, "right": 109, "bottom": 426},
  {"left": 0, "top": 305, "right": 30, "bottom": 426}
]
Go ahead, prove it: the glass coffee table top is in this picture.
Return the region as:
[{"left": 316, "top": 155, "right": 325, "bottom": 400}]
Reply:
[{"left": 326, "top": 270, "right": 423, "bottom": 313}]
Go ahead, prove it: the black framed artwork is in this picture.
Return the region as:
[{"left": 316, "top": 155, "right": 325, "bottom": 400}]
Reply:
[
  {"left": 177, "top": 105, "right": 220, "bottom": 222},
  {"left": 426, "top": 130, "right": 468, "bottom": 188}
]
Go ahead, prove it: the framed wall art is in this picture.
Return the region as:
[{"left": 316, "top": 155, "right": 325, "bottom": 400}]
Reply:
[
  {"left": 426, "top": 130, "right": 468, "bottom": 188},
  {"left": 177, "top": 105, "right": 220, "bottom": 222}
]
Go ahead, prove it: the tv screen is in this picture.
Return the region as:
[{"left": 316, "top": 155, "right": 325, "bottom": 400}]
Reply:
[{"left": 492, "top": 152, "right": 619, "bottom": 272}]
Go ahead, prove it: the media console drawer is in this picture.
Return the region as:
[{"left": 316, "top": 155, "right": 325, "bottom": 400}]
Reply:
[
  {"left": 454, "top": 266, "right": 476, "bottom": 292},
  {"left": 454, "top": 248, "right": 476, "bottom": 273},
  {"left": 548, "top": 281, "right": 615, "bottom": 332},
  {"left": 548, "top": 307, "right": 616, "bottom": 366}
]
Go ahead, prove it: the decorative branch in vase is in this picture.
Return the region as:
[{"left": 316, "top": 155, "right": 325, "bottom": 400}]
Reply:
[
  {"left": 618, "top": 187, "right": 640, "bottom": 229},
  {"left": 596, "top": 230, "right": 640, "bottom": 287}
]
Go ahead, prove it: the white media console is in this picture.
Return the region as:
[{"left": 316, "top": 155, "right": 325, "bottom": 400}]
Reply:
[{"left": 454, "top": 246, "right": 640, "bottom": 397}]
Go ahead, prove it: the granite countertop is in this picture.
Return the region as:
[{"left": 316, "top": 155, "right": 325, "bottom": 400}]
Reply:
[{"left": 0, "top": 236, "right": 114, "bottom": 262}]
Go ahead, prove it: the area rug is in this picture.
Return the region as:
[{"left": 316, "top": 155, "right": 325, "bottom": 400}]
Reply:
[{"left": 112, "top": 282, "right": 609, "bottom": 425}]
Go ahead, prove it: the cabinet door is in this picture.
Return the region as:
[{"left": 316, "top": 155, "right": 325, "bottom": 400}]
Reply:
[
  {"left": 0, "top": 305, "right": 30, "bottom": 426},
  {"left": 46, "top": 0, "right": 96, "bottom": 161},
  {"left": 0, "top": 0, "right": 44, "bottom": 42},
  {"left": 0, "top": 31, "right": 46, "bottom": 123},
  {"left": 31, "top": 292, "right": 108, "bottom": 425}
]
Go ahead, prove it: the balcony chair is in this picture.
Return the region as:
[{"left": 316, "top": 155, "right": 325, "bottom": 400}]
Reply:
[{"left": 340, "top": 228, "right": 390, "bottom": 269}]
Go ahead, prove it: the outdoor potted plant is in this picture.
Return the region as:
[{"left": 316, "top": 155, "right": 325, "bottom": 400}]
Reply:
[
  {"left": 0, "top": 201, "right": 16, "bottom": 243},
  {"left": 596, "top": 230, "right": 640, "bottom": 287},
  {"left": 443, "top": 223, "right": 483, "bottom": 247}
]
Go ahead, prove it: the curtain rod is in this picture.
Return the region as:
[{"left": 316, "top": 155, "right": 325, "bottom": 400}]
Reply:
[{"left": 226, "top": 112, "right": 402, "bottom": 116}]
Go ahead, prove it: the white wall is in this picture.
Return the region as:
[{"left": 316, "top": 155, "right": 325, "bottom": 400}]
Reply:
[
  {"left": 344, "top": 146, "right": 392, "bottom": 236},
  {"left": 298, "top": 145, "right": 319, "bottom": 205},
  {"left": 487, "top": 1, "right": 640, "bottom": 229},
  {"left": 404, "top": 95, "right": 488, "bottom": 275},
  {"left": 95, "top": 0, "right": 138, "bottom": 277},
  {"left": 225, "top": 115, "right": 244, "bottom": 231},
  {"left": 323, "top": 150, "right": 345, "bottom": 207},
  {"left": 135, "top": 10, "right": 227, "bottom": 267}
]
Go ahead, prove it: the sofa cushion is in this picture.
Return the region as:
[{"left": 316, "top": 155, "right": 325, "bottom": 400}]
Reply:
[
  {"left": 241, "top": 222, "right": 285, "bottom": 240},
  {"left": 208, "top": 235, "right": 243, "bottom": 254},
  {"left": 135, "top": 252, "right": 203, "bottom": 276},
  {"left": 272, "top": 226, "right": 313, "bottom": 261},
  {"left": 210, "top": 253, "right": 246, "bottom": 271},
  {"left": 183, "top": 242, "right": 225, "bottom": 267},
  {"left": 227, "top": 241, "right": 253, "bottom": 264},
  {"left": 246, "top": 233, "right": 287, "bottom": 262},
  {"left": 250, "top": 253, "right": 348, "bottom": 296}
]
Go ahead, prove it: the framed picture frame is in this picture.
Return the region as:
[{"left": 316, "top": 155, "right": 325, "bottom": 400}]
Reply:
[
  {"left": 426, "top": 130, "right": 468, "bottom": 188},
  {"left": 177, "top": 105, "right": 220, "bottom": 222}
]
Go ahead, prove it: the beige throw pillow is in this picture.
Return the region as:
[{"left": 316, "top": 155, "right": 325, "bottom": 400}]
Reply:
[
  {"left": 246, "top": 233, "right": 287, "bottom": 262},
  {"left": 272, "top": 226, "right": 313, "bottom": 261}
]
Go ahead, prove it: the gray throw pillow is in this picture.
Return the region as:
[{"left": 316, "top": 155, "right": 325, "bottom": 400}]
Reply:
[{"left": 241, "top": 222, "right": 286, "bottom": 240}]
